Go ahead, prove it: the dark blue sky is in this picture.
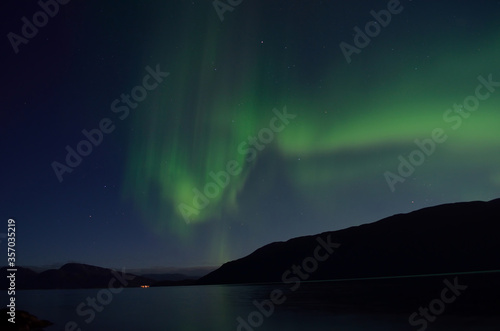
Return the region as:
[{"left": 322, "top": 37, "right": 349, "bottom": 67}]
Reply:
[{"left": 2, "top": 0, "right": 499, "bottom": 272}]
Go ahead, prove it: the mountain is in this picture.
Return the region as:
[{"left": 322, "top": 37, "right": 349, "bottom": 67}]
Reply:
[
  {"left": 5, "top": 198, "right": 499, "bottom": 293},
  {"left": 1, "top": 263, "right": 154, "bottom": 290},
  {"left": 198, "top": 198, "right": 500, "bottom": 285}
]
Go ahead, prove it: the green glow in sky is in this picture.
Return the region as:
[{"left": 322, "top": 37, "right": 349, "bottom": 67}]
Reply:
[{"left": 121, "top": 3, "right": 500, "bottom": 263}]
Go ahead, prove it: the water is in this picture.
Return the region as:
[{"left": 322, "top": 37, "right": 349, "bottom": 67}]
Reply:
[{"left": 15, "top": 285, "right": 498, "bottom": 330}]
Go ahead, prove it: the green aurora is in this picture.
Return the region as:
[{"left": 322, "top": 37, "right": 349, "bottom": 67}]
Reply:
[{"left": 120, "top": 2, "right": 500, "bottom": 264}]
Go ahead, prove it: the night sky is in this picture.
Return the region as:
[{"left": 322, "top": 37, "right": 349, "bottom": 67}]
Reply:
[{"left": 2, "top": 0, "right": 499, "bottom": 272}]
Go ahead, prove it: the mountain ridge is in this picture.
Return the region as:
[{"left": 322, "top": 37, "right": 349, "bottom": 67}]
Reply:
[
  {"left": 4, "top": 199, "right": 499, "bottom": 290},
  {"left": 198, "top": 198, "right": 500, "bottom": 285}
]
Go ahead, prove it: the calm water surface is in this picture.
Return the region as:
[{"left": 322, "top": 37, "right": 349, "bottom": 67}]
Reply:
[{"left": 16, "top": 285, "right": 498, "bottom": 330}]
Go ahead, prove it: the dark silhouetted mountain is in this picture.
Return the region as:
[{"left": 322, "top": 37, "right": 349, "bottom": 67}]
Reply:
[
  {"left": 1, "top": 263, "right": 154, "bottom": 290},
  {"left": 199, "top": 198, "right": 500, "bottom": 285}
]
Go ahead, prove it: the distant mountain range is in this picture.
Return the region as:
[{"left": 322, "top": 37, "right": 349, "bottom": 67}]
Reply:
[
  {"left": 5, "top": 199, "right": 500, "bottom": 291},
  {"left": 0, "top": 263, "right": 188, "bottom": 290}
]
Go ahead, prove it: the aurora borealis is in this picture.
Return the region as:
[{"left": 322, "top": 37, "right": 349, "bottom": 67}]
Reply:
[{"left": 3, "top": 0, "right": 500, "bottom": 271}]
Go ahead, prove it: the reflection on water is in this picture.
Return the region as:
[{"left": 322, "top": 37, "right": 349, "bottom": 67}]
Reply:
[{"left": 15, "top": 285, "right": 499, "bottom": 331}]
